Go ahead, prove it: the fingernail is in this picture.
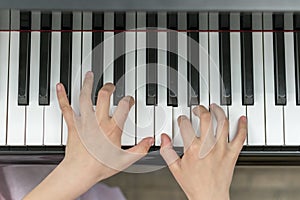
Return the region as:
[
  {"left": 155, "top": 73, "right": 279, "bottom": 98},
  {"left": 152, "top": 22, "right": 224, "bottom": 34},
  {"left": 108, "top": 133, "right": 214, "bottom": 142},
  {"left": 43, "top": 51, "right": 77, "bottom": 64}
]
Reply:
[
  {"left": 177, "top": 115, "right": 188, "bottom": 126},
  {"left": 56, "top": 83, "right": 62, "bottom": 91},
  {"left": 241, "top": 116, "right": 247, "bottom": 122},
  {"left": 149, "top": 138, "right": 154, "bottom": 146},
  {"left": 123, "top": 96, "right": 131, "bottom": 102},
  {"left": 210, "top": 103, "right": 216, "bottom": 108},
  {"left": 86, "top": 71, "right": 93, "bottom": 78}
]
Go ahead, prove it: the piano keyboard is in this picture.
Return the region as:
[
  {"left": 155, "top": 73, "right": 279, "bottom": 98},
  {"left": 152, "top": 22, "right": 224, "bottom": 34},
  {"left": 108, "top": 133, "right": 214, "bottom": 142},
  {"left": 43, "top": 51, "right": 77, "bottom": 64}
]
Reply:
[{"left": 1, "top": 10, "right": 300, "bottom": 165}]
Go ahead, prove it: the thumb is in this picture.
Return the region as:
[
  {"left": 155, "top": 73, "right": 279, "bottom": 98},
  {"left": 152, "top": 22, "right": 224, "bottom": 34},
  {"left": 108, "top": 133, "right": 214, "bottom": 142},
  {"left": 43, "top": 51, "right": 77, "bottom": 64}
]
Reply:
[
  {"left": 160, "top": 134, "right": 181, "bottom": 173},
  {"left": 127, "top": 137, "right": 154, "bottom": 154}
]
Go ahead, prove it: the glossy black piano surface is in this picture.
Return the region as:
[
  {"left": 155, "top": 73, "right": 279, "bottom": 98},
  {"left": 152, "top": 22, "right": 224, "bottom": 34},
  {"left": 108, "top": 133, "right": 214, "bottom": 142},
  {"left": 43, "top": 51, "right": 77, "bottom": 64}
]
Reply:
[{"left": 1, "top": 146, "right": 300, "bottom": 166}]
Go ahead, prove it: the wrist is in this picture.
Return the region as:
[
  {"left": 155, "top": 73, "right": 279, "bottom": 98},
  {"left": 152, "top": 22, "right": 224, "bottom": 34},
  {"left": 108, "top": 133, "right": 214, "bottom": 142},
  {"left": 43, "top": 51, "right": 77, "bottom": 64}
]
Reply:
[
  {"left": 187, "top": 192, "right": 230, "bottom": 200},
  {"left": 24, "top": 160, "right": 101, "bottom": 200},
  {"left": 60, "top": 158, "right": 103, "bottom": 185}
]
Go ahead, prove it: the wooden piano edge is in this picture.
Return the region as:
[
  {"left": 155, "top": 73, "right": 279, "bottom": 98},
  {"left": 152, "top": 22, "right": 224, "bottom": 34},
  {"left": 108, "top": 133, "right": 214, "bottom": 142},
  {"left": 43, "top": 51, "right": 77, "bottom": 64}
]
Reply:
[{"left": 0, "top": 146, "right": 300, "bottom": 166}]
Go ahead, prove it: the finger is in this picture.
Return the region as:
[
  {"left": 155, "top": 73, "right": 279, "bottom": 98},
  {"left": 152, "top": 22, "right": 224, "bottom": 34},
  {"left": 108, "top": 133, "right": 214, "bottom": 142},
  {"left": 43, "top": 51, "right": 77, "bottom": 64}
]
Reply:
[
  {"left": 127, "top": 137, "right": 154, "bottom": 154},
  {"left": 80, "top": 71, "right": 94, "bottom": 116},
  {"left": 112, "top": 96, "right": 135, "bottom": 133},
  {"left": 230, "top": 116, "right": 247, "bottom": 151},
  {"left": 160, "top": 134, "right": 181, "bottom": 175},
  {"left": 192, "top": 105, "right": 214, "bottom": 144},
  {"left": 96, "top": 83, "right": 115, "bottom": 121},
  {"left": 56, "top": 83, "right": 74, "bottom": 129},
  {"left": 177, "top": 115, "right": 196, "bottom": 151},
  {"left": 210, "top": 103, "right": 229, "bottom": 142}
]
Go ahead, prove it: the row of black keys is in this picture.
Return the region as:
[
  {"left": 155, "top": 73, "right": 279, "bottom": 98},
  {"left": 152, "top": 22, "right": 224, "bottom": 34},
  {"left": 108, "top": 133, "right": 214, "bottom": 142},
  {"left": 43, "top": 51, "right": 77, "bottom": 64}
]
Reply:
[{"left": 17, "top": 11, "right": 300, "bottom": 107}]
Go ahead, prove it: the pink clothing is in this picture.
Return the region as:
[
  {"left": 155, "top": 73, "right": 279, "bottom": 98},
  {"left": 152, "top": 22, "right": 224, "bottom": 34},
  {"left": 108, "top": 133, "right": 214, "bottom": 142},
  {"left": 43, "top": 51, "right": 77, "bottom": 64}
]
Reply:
[{"left": 0, "top": 165, "right": 126, "bottom": 200}]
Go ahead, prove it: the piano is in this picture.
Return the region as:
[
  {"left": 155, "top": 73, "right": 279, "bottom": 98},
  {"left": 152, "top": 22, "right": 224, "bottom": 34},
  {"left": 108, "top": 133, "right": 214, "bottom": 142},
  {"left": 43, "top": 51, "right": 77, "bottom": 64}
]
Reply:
[{"left": 1, "top": 0, "right": 300, "bottom": 166}]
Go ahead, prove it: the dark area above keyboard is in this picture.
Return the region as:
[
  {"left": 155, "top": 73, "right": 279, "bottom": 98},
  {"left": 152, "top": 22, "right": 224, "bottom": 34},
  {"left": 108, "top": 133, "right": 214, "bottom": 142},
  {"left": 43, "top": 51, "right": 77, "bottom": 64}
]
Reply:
[{"left": 0, "top": 0, "right": 300, "bottom": 12}]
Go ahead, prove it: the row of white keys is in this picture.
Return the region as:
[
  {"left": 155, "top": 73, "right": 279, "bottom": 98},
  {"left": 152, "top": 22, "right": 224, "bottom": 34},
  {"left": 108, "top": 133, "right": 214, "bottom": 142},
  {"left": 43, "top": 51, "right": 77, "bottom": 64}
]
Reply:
[
  {"left": 247, "top": 13, "right": 266, "bottom": 145},
  {"left": 284, "top": 13, "right": 300, "bottom": 145},
  {"left": 263, "top": 13, "right": 284, "bottom": 145},
  {"left": 122, "top": 12, "right": 136, "bottom": 145},
  {"left": 44, "top": 12, "right": 62, "bottom": 145},
  {"left": 228, "top": 13, "right": 246, "bottom": 142},
  {"left": 7, "top": 10, "right": 26, "bottom": 145},
  {"left": 136, "top": 12, "right": 155, "bottom": 143},
  {"left": 0, "top": 10, "right": 9, "bottom": 145},
  {"left": 155, "top": 12, "right": 172, "bottom": 145},
  {"left": 173, "top": 12, "right": 189, "bottom": 147},
  {"left": 26, "top": 11, "right": 44, "bottom": 145}
]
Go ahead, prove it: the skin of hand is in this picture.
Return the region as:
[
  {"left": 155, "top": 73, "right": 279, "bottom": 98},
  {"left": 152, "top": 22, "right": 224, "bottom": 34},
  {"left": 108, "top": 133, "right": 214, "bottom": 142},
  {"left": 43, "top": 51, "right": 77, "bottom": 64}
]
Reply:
[
  {"left": 24, "top": 72, "right": 154, "bottom": 200},
  {"left": 160, "top": 104, "right": 247, "bottom": 200}
]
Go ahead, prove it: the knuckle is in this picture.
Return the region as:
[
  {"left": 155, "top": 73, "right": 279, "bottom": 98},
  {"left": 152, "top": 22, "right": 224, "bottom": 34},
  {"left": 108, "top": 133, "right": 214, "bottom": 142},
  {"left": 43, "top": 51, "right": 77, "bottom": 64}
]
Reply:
[
  {"left": 61, "top": 104, "right": 72, "bottom": 114},
  {"left": 228, "top": 145, "right": 242, "bottom": 158},
  {"left": 186, "top": 140, "right": 198, "bottom": 153},
  {"left": 138, "top": 143, "right": 148, "bottom": 153},
  {"left": 220, "top": 118, "right": 229, "bottom": 130},
  {"left": 79, "top": 93, "right": 87, "bottom": 104},
  {"left": 118, "top": 98, "right": 130, "bottom": 108},
  {"left": 197, "top": 105, "right": 206, "bottom": 111},
  {"left": 98, "top": 88, "right": 110, "bottom": 99},
  {"left": 180, "top": 117, "right": 190, "bottom": 128},
  {"left": 200, "top": 112, "right": 211, "bottom": 122}
]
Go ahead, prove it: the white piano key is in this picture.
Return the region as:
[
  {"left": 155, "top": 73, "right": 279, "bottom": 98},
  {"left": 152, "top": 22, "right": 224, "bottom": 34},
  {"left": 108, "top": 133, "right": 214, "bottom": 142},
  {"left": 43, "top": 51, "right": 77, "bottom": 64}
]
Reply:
[
  {"left": 26, "top": 12, "right": 44, "bottom": 145},
  {"left": 284, "top": 13, "right": 300, "bottom": 145},
  {"left": 62, "top": 12, "right": 82, "bottom": 145},
  {"left": 0, "top": 10, "right": 9, "bottom": 145},
  {"left": 263, "top": 13, "right": 284, "bottom": 145},
  {"left": 189, "top": 13, "right": 201, "bottom": 137},
  {"left": 82, "top": 12, "right": 92, "bottom": 79},
  {"left": 103, "top": 12, "right": 114, "bottom": 116},
  {"left": 228, "top": 13, "right": 246, "bottom": 142},
  {"left": 7, "top": 10, "right": 26, "bottom": 145},
  {"left": 136, "top": 12, "right": 154, "bottom": 143},
  {"left": 209, "top": 13, "right": 228, "bottom": 116},
  {"left": 189, "top": 12, "right": 210, "bottom": 139},
  {"left": 44, "top": 12, "right": 62, "bottom": 145},
  {"left": 190, "top": 13, "right": 209, "bottom": 137},
  {"left": 190, "top": 105, "right": 200, "bottom": 137},
  {"left": 199, "top": 12, "right": 209, "bottom": 108},
  {"left": 155, "top": 12, "right": 172, "bottom": 145},
  {"left": 247, "top": 13, "right": 266, "bottom": 145},
  {"left": 174, "top": 12, "right": 189, "bottom": 147},
  {"left": 122, "top": 12, "right": 136, "bottom": 146}
]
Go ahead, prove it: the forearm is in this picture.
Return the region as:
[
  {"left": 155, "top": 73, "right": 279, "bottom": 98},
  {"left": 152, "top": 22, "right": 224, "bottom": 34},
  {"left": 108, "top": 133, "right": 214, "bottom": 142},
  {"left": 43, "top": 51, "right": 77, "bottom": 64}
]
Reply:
[{"left": 23, "top": 160, "right": 100, "bottom": 200}]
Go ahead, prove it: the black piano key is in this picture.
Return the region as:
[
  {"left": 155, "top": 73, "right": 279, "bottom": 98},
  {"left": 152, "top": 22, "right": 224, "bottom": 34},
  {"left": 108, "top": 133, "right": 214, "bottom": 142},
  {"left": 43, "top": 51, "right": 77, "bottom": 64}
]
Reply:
[
  {"left": 146, "top": 12, "right": 158, "bottom": 105},
  {"left": 113, "top": 12, "right": 126, "bottom": 105},
  {"left": 240, "top": 13, "right": 254, "bottom": 105},
  {"left": 187, "top": 12, "right": 199, "bottom": 106},
  {"left": 167, "top": 13, "right": 178, "bottom": 106},
  {"left": 92, "top": 12, "right": 104, "bottom": 105},
  {"left": 273, "top": 14, "right": 287, "bottom": 105},
  {"left": 18, "top": 11, "right": 31, "bottom": 106},
  {"left": 294, "top": 14, "right": 300, "bottom": 105},
  {"left": 60, "top": 13, "right": 73, "bottom": 103},
  {"left": 39, "top": 13, "right": 52, "bottom": 105},
  {"left": 218, "top": 13, "right": 232, "bottom": 105}
]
